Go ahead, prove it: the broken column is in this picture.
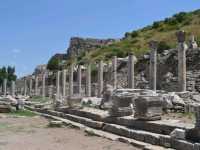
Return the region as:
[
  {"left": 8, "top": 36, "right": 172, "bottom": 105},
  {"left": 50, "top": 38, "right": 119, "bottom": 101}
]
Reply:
[
  {"left": 86, "top": 63, "right": 91, "bottom": 97},
  {"left": 149, "top": 40, "right": 158, "bottom": 92},
  {"left": 42, "top": 73, "right": 46, "bottom": 98},
  {"left": 176, "top": 31, "right": 188, "bottom": 92},
  {"left": 35, "top": 76, "right": 38, "bottom": 96},
  {"left": 128, "top": 53, "right": 135, "bottom": 89},
  {"left": 3, "top": 79, "right": 7, "bottom": 96},
  {"left": 62, "top": 69, "right": 67, "bottom": 99},
  {"left": 98, "top": 60, "right": 103, "bottom": 98},
  {"left": 56, "top": 71, "right": 61, "bottom": 100},
  {"left": 11, "top": 81, "right": 15, "bottom": 97},
  {"left": 112, "top": 56, "right": 117, "bottom": 89},
  {"left": 189, "top": 35, "right": 198, "bottom": 49},
  {"left": 69, "top": 64, "right": 74, "bottom": 98},
  {"left": 77, "top": 65, "right": 82, "bottom": 95}
]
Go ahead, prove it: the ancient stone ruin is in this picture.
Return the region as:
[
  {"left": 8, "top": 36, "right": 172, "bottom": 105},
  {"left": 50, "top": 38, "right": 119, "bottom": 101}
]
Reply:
[{"left": 1, "top": 30, "right": 200, "bottom": 150}]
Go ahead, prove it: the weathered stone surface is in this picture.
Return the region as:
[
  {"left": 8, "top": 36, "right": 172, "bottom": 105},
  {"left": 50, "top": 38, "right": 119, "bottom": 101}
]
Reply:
[
  {"left": 0, "top": 104, "right": 12, "bottom": 113},
  {"left": 170, "top": 128, "right": 185, "bottom": 140},
  {"left": 172, "top": 139, "right": 194, "bottom": 150},
  {"left": 100, "top": 84, "right": 114, "bottom": 109},
  {"left": 134, "top": 96, "right": 162, "bottom": 121},
  {"left": 49, "top": 120, "right": 63, "bottom": 127}
]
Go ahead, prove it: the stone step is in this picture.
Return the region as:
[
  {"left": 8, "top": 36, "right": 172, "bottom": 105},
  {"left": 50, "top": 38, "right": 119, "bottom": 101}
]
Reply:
[
  {"left": 45, "top": 110, "right": 195, "bottom": 150},
  {"left": 57, "top": 107, "right": 194, "bottom": 135},
  {"left": 28, "top": 108, "right": 172, "bottom": 150},
  {"left": 25, "top": 106, "right": 196, "bottom": 150}
]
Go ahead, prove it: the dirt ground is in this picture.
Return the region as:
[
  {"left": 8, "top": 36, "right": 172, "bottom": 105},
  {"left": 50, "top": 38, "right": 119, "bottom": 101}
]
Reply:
[{"left": 0, "top": 114, "right": 138, "bottom": 150}]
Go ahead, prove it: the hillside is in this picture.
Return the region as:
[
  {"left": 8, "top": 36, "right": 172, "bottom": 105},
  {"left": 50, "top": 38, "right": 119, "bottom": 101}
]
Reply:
[{"left": 77, "top": 9, "right": 200, "bottom": 63}]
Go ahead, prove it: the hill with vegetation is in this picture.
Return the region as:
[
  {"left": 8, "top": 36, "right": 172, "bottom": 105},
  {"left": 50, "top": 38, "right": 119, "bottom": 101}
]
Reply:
[
  {"left": 77, "top": 9, "right": 200, "bottom": 63},
  {"left": 47, "top": 9, "right": 200, "bottom": 71}
]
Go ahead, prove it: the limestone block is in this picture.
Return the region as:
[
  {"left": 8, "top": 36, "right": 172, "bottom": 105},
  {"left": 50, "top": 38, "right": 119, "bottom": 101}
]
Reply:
[
  {"left": 170, "top": 128, "right": 185, "bottom": 140},
  {"left": 134, "top": 96, "right": 162, "bottom": 121}
]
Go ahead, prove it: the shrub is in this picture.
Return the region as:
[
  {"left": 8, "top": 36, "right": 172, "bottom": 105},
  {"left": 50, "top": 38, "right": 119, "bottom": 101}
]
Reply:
[
  {"left": 152, "top": 21, "right": 160, "bottom": 29},
  {"left": 157, "top": 41, "right": 171, "bottom": 53},
  {"left": 131, "top": 31, "right": 139, "bottom": 38}
]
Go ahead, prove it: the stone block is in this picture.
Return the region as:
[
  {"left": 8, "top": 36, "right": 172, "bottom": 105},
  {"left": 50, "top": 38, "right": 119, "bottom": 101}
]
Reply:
[
  {"left": 172, "top": 139, "right": 194, "bottom": 150},
  {"left": 170, "top": 128, "right": 186, "bottom": 140},
  {"left": 134, "top": 96, "right": 162, "bottom": 121},
  {"left": 159, "top": 135, "right": 172, "bottom": 148}
]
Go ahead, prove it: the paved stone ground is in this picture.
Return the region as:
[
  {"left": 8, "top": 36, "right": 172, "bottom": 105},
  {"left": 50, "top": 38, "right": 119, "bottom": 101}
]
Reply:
[{"left": 0, "top": 114, "right": 139, "bottom": 150}]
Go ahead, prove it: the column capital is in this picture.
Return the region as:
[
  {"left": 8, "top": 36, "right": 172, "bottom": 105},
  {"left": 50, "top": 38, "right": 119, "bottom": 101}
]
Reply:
[
  {"left": 149, "top": 40, "right": 158, "bottom": 50},
  {"left": 176, "top": 30, "right": 186, "bottom": 43}
]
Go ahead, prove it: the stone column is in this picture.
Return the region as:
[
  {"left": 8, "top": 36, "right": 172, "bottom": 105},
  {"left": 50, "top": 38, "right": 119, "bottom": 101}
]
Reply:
[
  {"left": 3, "top": 79, "right": 7, "bottom": 96},
  {"left": 42, "top": 73, "right": 46, "bottom": 98},
  {"left": 128, "top": 53, "right": 135, "bottom": 89},
  {"left": 77, "top": 65, "right": 82, "bottom": 95},
  {"left": 189, "top": 35, "right": 198, "bottom": 49},
  {"left": 62, "top": 69, "right": 67, "bottom": 99},
  {"left": 149, "top": 40, "right": 158, "bottom": 91},
  {"left": 98, "top": 60, "right": 103, "bottom": 98},
  {"left": 56, "top": 71, "right": 61, "bottom": 100},
  {"left": 29, "top": 77, "right": 33, "bottom": 96},
  {"left": 176, "top": 31, "right": 188, "bottom": 92},
  {"left": 86, "top": 63, "right": 91, "bottom": 97},
  {"left": 112, "top": 56, "right": 117, "bottom": 89},
  {"left": 35, "top": 76, "right": 38, "bottom": 96},
  {"left": 195, "top": 106, "right": 200, "bottom": 128},
  {"left": 69, "top": 64, "right": 74, "bottom": 98},
  {"left": 24, "top": 79, "right": 27, "bottom": 96},
  {"left": 11, "top": 81, "right": 15, "bottom": 97}
]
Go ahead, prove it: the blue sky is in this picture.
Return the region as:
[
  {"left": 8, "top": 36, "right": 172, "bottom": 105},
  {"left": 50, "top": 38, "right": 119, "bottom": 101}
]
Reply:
[{"left": 0, "top": 0, "right": 199, "bottom": 77}]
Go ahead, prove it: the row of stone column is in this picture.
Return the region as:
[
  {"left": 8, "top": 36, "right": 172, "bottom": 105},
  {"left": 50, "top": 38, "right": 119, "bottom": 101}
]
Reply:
[{"left": 16, "top": 30, "right": 194, "bottom": 98}]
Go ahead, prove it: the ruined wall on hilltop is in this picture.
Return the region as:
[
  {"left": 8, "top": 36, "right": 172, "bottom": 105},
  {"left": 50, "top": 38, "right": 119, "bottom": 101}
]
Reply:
[{"left": 67, "top": 37, "right": 117, "bottom": 57}]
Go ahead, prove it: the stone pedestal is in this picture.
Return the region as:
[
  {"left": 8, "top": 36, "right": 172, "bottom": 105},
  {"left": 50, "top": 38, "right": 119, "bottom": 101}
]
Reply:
[
  {"left": 134, "top": 96, "right": 162, "bottom": 121},
  {"left": 176, "top": 31, "right": 187, "bottom": 92},
  {"left": 98, "top": 60, "right": 103, "bottom": 98}
]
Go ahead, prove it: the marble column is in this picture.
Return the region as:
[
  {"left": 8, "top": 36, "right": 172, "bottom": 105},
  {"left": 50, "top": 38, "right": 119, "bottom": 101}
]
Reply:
[
  {"left": 176, "top": 31, "right": 188, "bottom": 92},
  {"left": 3, "top": 79, "right": 7, "bottom": 96},
  {"left": 77, "top": 65, "right": 82, "bottom": 95},
  {"left": 112, "top": 56, "right": 117, "bottom": 89},
  {"left": 62, "top": 69, "right": 67, "bottom": 99},
  {"left": 11, "top": 81, "right": 15, "bottom": 97},
  {"left": 149, "top": 40, "right": 158, "bottom": 91},
  {"left": 128, "top": 53, "right": 135, "bottom": 89},
  {"left": 69, "top": 64, "right": 74, "bottom": 98},
  {"left": 56, "top": 71, "right": 61, "bottom": 100},
  {"left": 86, "top": 63, "right": 91, "bottom": 97},
  {"left": 29, "top": 77, "right": 33, "bottom": 96},
  {"left": 24, "top": 79, "right": 27, "bottom": 96},
  {"left": 98, "top": 60, "right": 103, "bottom": 98},
  {"left": 42, "top": 73, "right": 46, "bottom": 98},
  {"left": 35, "top": 76, "right": 38, "bottom": 96},
  {"left": 189, "top": 35, "right": 198, "bottom": 49}
]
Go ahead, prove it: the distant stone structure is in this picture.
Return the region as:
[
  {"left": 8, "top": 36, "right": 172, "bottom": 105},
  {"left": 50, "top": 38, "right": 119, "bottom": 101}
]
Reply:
[{"left": 67, "top": 37, "right": 117, "bottom": 57}]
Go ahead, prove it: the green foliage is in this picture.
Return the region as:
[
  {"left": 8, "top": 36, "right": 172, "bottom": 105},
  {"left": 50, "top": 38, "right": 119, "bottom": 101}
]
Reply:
[
  {"left": 152, "top": 21, "right": 161, "bottom": 29},
  {"left": 130, "top": 31, "right": 139, "bottom": 38},
  {"left": 0, "top": 66, "right": 17, "bottom": 87},
  {"left": 157, "top": 41, "right": 172, "bottom": 53},
  {"left": 9, "top": 110, "right": 37, "bottom": 117},
  {"left": 47, "top": 57, "right": 61, "bottom": 71}
]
